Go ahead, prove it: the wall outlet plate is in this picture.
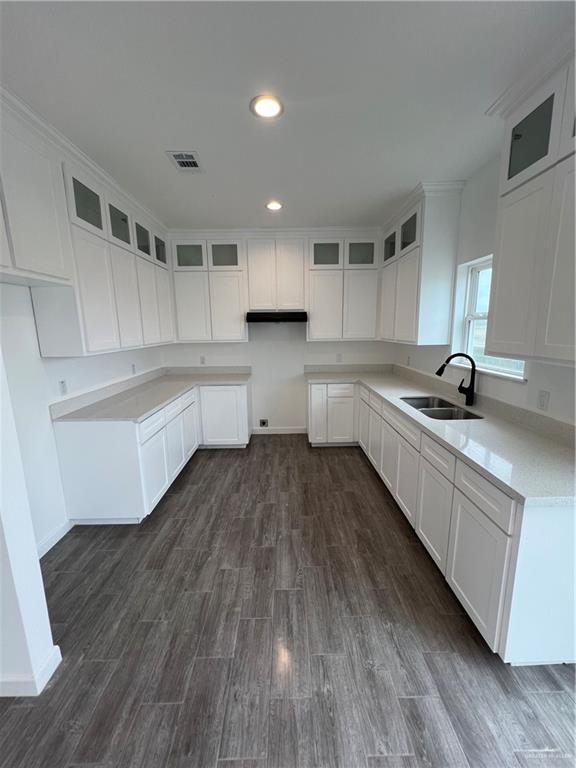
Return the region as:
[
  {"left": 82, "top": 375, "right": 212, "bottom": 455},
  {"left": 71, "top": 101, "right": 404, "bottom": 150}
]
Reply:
[
  {"left": 537, "top": 390, "right": 550, "bottom": 411},
  {"left": 259, "top": 419, "right": 268, "bottom": 428}
]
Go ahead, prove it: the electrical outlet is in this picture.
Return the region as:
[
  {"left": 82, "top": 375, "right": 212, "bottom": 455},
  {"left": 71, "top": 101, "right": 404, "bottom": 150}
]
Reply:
[
  {"left": 336, "top": 353, "right": 343, "bottom": 363},
  {"left": 537, "top": 390, "right": 550, "bottom": 411},
  {"left": 131, "top": 363, "right": 136, "bottom": 375},
  {"left": 58, "top": 380, "right": 67, "bottom": 396},
  {"left": 200, "top": 355, "right": 206, "bottom": 365},
  {"left": 259, "top": 419, "right": 268, "bottom": 428}
]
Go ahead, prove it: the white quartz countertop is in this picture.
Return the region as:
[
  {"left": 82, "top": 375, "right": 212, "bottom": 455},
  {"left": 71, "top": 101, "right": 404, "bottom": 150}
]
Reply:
[
  {"left": 306, "top": 372, "right": 575, "bottom": 505},
  {"left": 54, "top": 374, "right": 251, "bottom": 424}
]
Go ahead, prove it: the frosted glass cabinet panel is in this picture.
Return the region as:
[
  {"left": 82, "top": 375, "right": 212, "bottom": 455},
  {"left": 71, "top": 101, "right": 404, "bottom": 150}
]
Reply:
[
  {"left": 108, "top": 202, "right": 131, "bottom": 247},
  {"left": 135, "top": 222, "right": 151, "bottom": 256},
  {"left": 154, "top": 236, "right": 167, "bottom": 265},
  {"left": 209, "top": 241, "right": 244, "bottom": 270},
  {"left": 72, "top": 177, "right": 103, "bottom": 233},
  {"left": 175, "top": 242, "right": 206, "bottom": 269},
  {"left": 345, "top": 239, "right": 377, "bottom": 268},
  {"left": 309, "top": 240, "right": 343, "bottom": 269},
  {"left": 507, "top": 96, "right": 554, "bottom": 181},
  {"left": 383, "top": 230, "right": 397, "bottom": 262}
]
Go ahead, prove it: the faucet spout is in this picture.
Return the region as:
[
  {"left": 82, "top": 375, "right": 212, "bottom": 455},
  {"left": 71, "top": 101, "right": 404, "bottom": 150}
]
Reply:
[{"left": 435, "top": 352, "right": 477, "bottom": 407}]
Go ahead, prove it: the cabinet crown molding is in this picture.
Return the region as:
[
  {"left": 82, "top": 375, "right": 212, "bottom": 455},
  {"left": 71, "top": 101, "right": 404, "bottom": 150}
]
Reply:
[{"left": 383, "top": 180, "right": 464, "bottom": 231}]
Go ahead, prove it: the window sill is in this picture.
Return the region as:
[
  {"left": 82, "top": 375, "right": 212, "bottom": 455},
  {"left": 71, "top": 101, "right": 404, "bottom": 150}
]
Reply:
[{"left": 448, "top": 362, "right": 527, "bottom": 384}]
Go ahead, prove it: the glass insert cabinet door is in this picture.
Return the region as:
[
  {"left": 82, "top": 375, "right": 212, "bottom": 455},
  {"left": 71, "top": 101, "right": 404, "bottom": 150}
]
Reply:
[
  {"left": 383, "top": 231, "right": 397, "bottom": 262},
  {"left": 154, "top": 236, "right": 167, "bottom": 264},
  {"left": 346, "top": 240, "right": 376, "bottom": 268},
  {"left": 175, "top": 243, "right": 206, "bottom": 269},
  {"left": 108, "top": 203, "right": 131, "bottom": 245},
  {"left": 208, "top": 241, "right": 244, "bottom": 269},
  {"left": 400, "top": 212, "right": 418, "bottom": 252},
  {"left": 310, "top": 240, "right": 343, "bottom": 269},
  {"left": 135, "top": 222, "right": 151, "bottom": 256},
  {"left": 72, "top": 177, "right": 103, "bottom": 232},
  {"left": 508, "top": 96, "right": 554, "bottom": 181}
]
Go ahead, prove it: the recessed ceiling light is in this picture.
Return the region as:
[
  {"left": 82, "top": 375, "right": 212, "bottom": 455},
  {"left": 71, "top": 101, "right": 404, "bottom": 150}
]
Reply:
[
  {"left": 250, "top": 95, "right": 283, "bottom": 118},
  {"left": 266, "top": 200, "right": 283, "bottom": 211}
]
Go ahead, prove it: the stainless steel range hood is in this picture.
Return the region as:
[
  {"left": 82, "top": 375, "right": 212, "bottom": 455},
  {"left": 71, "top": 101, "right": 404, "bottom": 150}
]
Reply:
[{"left": 246, "top": 311, "right": 308, "bottom": 323}]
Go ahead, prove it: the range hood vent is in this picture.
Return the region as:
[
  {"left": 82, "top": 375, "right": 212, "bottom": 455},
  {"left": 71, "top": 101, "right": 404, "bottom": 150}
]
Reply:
[{"left": 246, "top": 311, "right": 308, "bottom": 323}]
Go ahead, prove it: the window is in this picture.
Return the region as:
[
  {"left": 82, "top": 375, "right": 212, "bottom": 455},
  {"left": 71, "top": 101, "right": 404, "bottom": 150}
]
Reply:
[{"left": 459, "top": 257, "right": 525, "bottom": 378}]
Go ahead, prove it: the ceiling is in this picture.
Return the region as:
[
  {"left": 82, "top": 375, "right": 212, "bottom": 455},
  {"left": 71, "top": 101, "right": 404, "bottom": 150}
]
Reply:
[{"left": 0, "top": 2, "right": 573, "bottom": 229}]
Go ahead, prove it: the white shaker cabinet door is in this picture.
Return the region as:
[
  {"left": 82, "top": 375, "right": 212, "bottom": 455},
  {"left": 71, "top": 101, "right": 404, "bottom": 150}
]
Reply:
[
  {"left": 380, "top": 419, "right": 398, "bottom": 493},
  {"left": 416, "top": 457, "right": 454, "bottom": 573},
  {"left": 308, "top": 270, "right": 343, "bottom": 340},
  {"left": 367, "top": 408, "right": 382, "bottom": 469},
  {"left": 110, "top": 244, "right": 143, "bottom": 348},
  {"left": 378, "top": 262, "right": 397, "bottom": 340},
  {"left": 394, "top": 247, "right": 420, "bottom": 343},
  {"left": 395, "top": 434, "right": 419, "bottom": 527},
  {"left": 140, "top": 428, "right": 169, "bottom": 515},
  {"left": 343, "top": 269, "right": 378, "bottom": 339},
  {"left": 327, "top": 396, "right": 354, "bottom": 443},
  {"left": 182, "top": 401, "right": 199, "bottom": 459},
  {"left": 358, "top": 398, "right": 370, "bottom": 454},
  {"left": 209, "top": 271, "right": 247, "bottom": 341},
  {"left": 137, "top": 258, "right": 161, "bottom": 345},
  {"left": 73, "top": 227, "right": 120, "bottom": 353},
  {"left": 174, "top": 271, "right": 212, "bottom": 341},
  {"left": 247, "top": 238, "right": 276, "bottom": 309},
  {"left": 166, "top": 413, "right": 185, "bottom": 480},
  {"left": 156, "top": 265, "right": 175, "bottom": 343},
  {"left": 446, "top": 490, "right": 511, "bottom": 651},
  {"left": 200, "top": 386, "right": 249, "bottom": 446},
  {"left": 309, "top": 384, "right": 327, "bottom": 444},
  {"left": 276, "top": 238, "right": 305, "bottom": 310},
  {"left": 534, "top": 155, "right": 575, "bottom": 362}
]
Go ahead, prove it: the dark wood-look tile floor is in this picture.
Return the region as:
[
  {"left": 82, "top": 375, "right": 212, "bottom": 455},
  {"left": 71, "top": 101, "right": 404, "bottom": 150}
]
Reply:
[{"left": 2, "top": 435, "right": 574, "bottom": 768}]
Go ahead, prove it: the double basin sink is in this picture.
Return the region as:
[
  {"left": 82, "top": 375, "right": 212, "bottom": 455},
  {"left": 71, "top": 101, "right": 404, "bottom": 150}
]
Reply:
[{"left": 401, "top": 396, "right": 483, "bottom": 420}]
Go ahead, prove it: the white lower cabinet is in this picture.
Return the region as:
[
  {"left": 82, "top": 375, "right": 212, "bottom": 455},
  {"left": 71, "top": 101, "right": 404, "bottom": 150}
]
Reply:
[
  {"left": 165, "top": 412, "right": 185, "bottom": 480},
  {"left": 182, "top": 401, "right": 199, "bottom": 458},
  {"left": 358, "top": 397, "right": 370, "bottom": 453},
  {"left": 308, "top": 384, "right": 328, "bottom": 444},
  {"left": 140, "top": 427, "right": 169, "bottom": 513},
  {"left": 367, "top": 408, "right": 382, "bottom": 469},
  {"left": 327, "top": 396, "right": 355, "bottom": 443},
  {"left": 380, "top": 419, "right": 398, "bottom": 492},
  {"left": 416, "top": 457, "right": 454, "bottom": 572},
  {"left": 200, "top": 385, "right": 249, "bottom": 446},
  {"left": 446, "top": 489, "right": 511, "bottom": 649},
  {"left": 308, "top": 383, "right": 354, "bottom": 444},
  {"left": 395, "top": 435, "right": 419, "bottom": 527}
]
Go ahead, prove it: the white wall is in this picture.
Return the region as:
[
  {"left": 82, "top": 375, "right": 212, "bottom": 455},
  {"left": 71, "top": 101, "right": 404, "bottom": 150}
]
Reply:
[
  {"left": 163, "top": 324, "right": 395, "bottom": 431},
  {"left": 394, "top": 156, "right": 575, "bottom": 426}
]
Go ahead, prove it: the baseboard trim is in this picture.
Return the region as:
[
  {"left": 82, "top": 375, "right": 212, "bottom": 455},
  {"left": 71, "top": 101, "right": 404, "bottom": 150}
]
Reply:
[
  {"left": 251, "top": 427, "right": 307, "bottom": 435},
  {"left": 37, "top": 520, "right": 73, "bottom": 558},
  {"left": 0, "top": 644, "right": 62, "bottom": 697}
]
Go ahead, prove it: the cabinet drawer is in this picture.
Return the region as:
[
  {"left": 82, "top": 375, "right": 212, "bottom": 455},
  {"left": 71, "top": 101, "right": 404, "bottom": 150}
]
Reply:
[
  {"left": 455, "top": 460, "right": 516, "bottom": 534},
  {"left": 381, "top": 404, "right": 421, "bottom": 450},
  {"left": 180, "top": 387, "right": 197, "bottom": 410},
  {"left": 359, "top": 384, "right": 370, "bottom": 403},
  {"left": 327, "top": 383, "right": 355, "bottom": 398},
  {"left": 369, "top": 391, "right": 382, "bottom": 414},
  {"left": 421, "top": 434, "right": 456, "bottom": 482},
  {"left": 138, "top": 410, "right": 166, "bottom": 443},
  {"left": 164, "top": 397, "right": 184, "bottom": 424}
]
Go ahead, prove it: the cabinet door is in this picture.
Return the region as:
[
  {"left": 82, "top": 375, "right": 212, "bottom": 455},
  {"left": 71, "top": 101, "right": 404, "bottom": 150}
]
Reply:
[
  {"left": 309, "top": 384, "right": 327, "bottom": 444},
  {"left": 416, "top": 458, "right": 454, "bottom": 573},
  {"left": 182, "top": 401, "right": 199, "bottom": 459},
  {"left": 380, "top": 419, "right": 398, "bottom": 493},
  {"left": 166, "top": 413, "right": 185, "bottom": 480},
  {"left": 559, "top": 63, "right": 575, "bottom": 159},
  {"left": 345, "top": 239, "right": 377, "bottom": 269},
  {"left": 395, "top": 435, "right": 419, "bottom": 527},
  {"left": 367, "top": 408, "right": 382, "bottom": 468},
  {"left": 308, "top": 270, "right": 343, "bottom": 340},
  {"left": 73, "top": 227, "right": 120, "bottom": 352},
  {"left": 383, "top": 228, "right": 398, "bottom": 263},
  {"left": 156, "top": 266, "right": 175, "bottom": 342},
  {"left": 140, "top": 428, "right": 168, "bottom": 514},
  {"left": 247, "top": 238, "right": 276, "bottom": 309},
  {"left": 2, "top": 128, "right": 71, "bottom": 277},
  {"left": 486, "top": 168, "right": 554, "bottom": 358},
  {"left": 154, "top": 235, "right": 168, "bottom": 266},
  {"left": 327, "top": 397, "right": 354, "bottom": 443},
  {"left": 276, "top": 238, "right": 304, "bottom": 309},
  {"left": 358, "top": 398, "right": 370, "bottom": 454},
  {"left": 399, "top": 203, "right": 421, "bottom": 255},
  {"left": 446, "top": 490, "right": 511, "bottom": 650},
  {"left": 209, "top": 271, "right": 247, "bottom": 341},
  {"left": 208, "top": 240, "right": 245, "bottom": 270},
  {"left": 534, "top": 155, "right": 575, "bottom": 362},
  {"left": 378, "top": 262, "right": 397, "bottom": 340},
  {"left": 134, "top": 220, "right": 152, "bottom": 259},
  {"left": 174, "top": 241, "right": 207, "bottom": 271},
  {"left": 65, "top": 165, "right": 107, "bottom": 239},
  {"left": 110, "top": 244, "right": 143, "bottom": 348},
  {"left": 136, "top": 258, "right": 161, "bottom": 345},
  {"left": 500, "top": 67, "right": 567, "bottom": 195},
  {"left": 309, "top": 239, "right": 343, "bottom": 269},
  {"left": 394, "top": 248, "right": 420, "bottom": 343},
  {"left": 343, "top": 270, "right": 378, "bottom": 339},
  {"left": 174, "top": 272, "right": 212, "bottom": 341},
  {"left": 106, "top": 196, "right": 133, "bottom": 250},
  {"left": 200, "top": 386, "right": 248, "bottom": 445}
]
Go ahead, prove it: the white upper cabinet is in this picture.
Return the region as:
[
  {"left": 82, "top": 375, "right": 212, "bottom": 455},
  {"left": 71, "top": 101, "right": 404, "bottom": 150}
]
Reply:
[
  {"left": 344, "top": 239, "right": 377, "bottom": 269},
  {"left": 308, "top": 269, "right": 343, "bottom": 340},
  {"left": 486, "top": 167, "right": 554, "bottom": 359},
  {"left": 533, "top": 155, "right": 575, "bottom": 362},
  {"left": 1, "top": 128, "right": 71, "bottom": 279},
  {"left": 174, "top": 271, "right": 212, "bottom": 341},
  {"left": 153, "top": 234, "right": 168, "bottom": 267},
  {"left": 110, "top": 244, "right": 143, "bottom": 348},
  {"left": 559, "top": 62, "right": 575, "bottom": 159},
  {"left": 309, "top": 239, "right": 343, "bottom": 270},
  {"left": 173, "top": 240, "right": 207, "bottom": 271},
  {"left": 137, "top": 257, "right": 161, "bottom": 345},
  {"left": 378, "top": 262, "right": 397, "bottom": 340},
  {"left": 398, "top": 203, "right": 422, "bottom": 256},
  {"left": 65, "top": 165, "right": 108, "bottom": 240},
  {"left": 208, "top": 240, "right": 245, "bottom": 271},
  {"left": 73, "top": 227, "right": 120, "bottom": 353},
  {"left": 394, "top": 247, "right": 420, "bottom": 343},
  {"left": 133, "top": 217, "right": 153, "bottom": 260},
  {"left": 247, "top": 238, "right": 276, "bottom": 309},
  {"left": 209, "top": 270, "right": 247, "bottom": 341},
  {"left": 276, "top": 238, "right": 305, "bottom": 310},
  {"left": 500, "top": 66, "right": 568, "bottom": 196},
  {"left": 156, "top": 265, "right": 175, "bottom": 343},
  {"left": 382, "top": 227, "right": 398, "bottom": 264},
  {"left": 343, "top": 269, "right": 378, "bottom": 339},
  {"left": 106, "top": 194, "right": 133, "bottom": 251}
]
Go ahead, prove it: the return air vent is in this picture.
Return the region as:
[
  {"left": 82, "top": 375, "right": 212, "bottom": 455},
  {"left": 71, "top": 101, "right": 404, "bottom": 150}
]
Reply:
[{"left": 166, "top": 151, "right": 202, "bottom": 172}]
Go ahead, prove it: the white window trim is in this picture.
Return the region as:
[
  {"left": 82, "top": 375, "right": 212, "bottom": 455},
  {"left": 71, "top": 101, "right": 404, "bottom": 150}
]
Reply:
[{"left": 451, "top": 255, "right": 526, "bottom": 381}]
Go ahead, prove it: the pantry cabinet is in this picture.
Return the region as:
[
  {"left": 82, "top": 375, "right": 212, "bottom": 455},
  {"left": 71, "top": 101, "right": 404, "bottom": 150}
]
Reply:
[
  {"left": 174, "top": 272, "right": 212, "bottom": 341},
  {"left": 110, "top": 244, "right": 143, "bottom": 348},
  {"left": 416, "top": 458, "right": 454, "bottom": 572}
]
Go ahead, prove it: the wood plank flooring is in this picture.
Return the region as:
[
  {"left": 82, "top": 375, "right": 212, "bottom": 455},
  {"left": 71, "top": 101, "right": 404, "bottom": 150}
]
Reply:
[{"left": 1, "top": 435, "right": 574, "bottom": 768}]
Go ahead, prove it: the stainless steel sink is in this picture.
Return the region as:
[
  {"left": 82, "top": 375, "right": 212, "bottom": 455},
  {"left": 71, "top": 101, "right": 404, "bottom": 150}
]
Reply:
[
  {"left": 419, "top": 406, "right": 482, "bottom": 420},
  {"left": 401, "top": 395, "right": 483, "bottom": 420}
]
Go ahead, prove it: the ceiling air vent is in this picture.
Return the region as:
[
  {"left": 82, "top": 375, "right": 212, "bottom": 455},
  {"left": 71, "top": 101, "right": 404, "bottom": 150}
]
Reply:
[{"left": 166, "top": 151, "right": 202, "bottom": 172}]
